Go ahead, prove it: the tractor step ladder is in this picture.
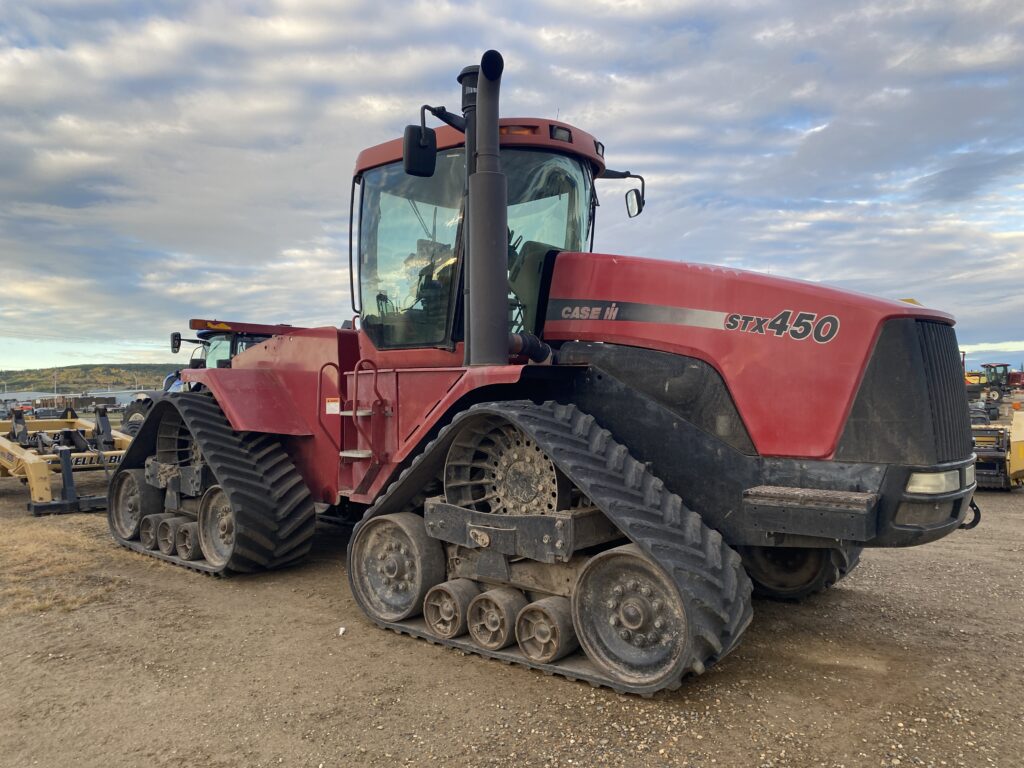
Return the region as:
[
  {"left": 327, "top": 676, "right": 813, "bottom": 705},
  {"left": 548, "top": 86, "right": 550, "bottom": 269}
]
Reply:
[{"left": 339, "top": 359, "right": 391, "bottom": 471}]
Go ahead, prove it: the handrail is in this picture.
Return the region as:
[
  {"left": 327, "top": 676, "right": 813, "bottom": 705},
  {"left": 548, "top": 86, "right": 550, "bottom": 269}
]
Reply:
[
  {"left": 349, "top": 358, "right": 385, "bottom": 456},
  {"left": 315, "top": 362, "right": 341, "bottom": 451}
]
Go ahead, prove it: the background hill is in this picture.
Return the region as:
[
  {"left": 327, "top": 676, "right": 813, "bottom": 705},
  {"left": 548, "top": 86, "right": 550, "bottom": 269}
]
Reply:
[{"left": 0, "top": 364, "right": 178, "bottom": 394}]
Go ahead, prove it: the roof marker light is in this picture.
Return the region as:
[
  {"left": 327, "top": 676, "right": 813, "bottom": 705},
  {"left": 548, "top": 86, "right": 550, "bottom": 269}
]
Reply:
[
  {"left": 550, "top": 125, "right": 572, "bottom": 142},
  {"left": 499, "top": 125, "right": 537, "bottom": 136}
]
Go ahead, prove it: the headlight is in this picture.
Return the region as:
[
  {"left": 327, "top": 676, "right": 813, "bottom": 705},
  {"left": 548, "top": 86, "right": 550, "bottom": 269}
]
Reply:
[
  {"left": 965, "top": 464, "right": 976, "bottom": 486},
  {"left": 906, "top": 470, "right": 960, "bottom": 494}
]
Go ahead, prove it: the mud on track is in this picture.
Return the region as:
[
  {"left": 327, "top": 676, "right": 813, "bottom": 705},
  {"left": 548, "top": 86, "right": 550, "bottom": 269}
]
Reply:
[{"left": 1, "top": 473, "right": 1021, "bottom": 767}]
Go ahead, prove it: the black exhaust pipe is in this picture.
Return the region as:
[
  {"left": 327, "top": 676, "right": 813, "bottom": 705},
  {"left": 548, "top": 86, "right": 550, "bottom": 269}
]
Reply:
[{"left": 466, "top": 50, "right": 508, "bottom": 366}]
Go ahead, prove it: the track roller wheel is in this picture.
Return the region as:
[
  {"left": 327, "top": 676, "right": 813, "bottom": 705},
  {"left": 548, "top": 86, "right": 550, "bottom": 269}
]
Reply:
[
  {"left": 516, "top": 596, "right": 578, "bottom": 664},
  {"left": 739, "top": 544, "right": 862, "bottom": 601},
  {"left": 572, "top": 544, "right": 690, "bottom": 688},
  {"left": 423, "top": 579, "right": 480, "bottom": 639},
  {"left": 108, "top": 468, "right": 164, "bottom": 541},
  {"left": 157, "top": 516, "right": 191, "bottom": 556},
  {"left": 468, "top": 588, "right": 527, "bottom": 650},
  {"left": 348, "top": 513, "right": 446, "bottom": 622},
  {"left": 175, "top": 521, "right": 202, "bottom": 561},
  {"left": 140, "top": 513, "right": 175, "bottom": 550}
]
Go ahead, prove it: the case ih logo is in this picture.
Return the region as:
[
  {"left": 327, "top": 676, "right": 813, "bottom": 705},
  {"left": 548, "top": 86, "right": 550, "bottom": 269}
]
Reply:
[{"left": 548, "top": 300, "right": 840, "bottom": 343}]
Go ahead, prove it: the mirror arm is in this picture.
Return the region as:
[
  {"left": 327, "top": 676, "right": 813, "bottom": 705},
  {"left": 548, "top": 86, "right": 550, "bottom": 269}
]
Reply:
[
  {"left": 422, "top": 104, "right": 467, "bottom": 133},
  {"left": 603, "top": 169, "right": 646, "bottom": 199}
]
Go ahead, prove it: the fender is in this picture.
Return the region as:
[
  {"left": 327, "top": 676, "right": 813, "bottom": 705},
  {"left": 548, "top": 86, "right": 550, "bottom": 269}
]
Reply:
[{"left": 179, "top": 368, "right": 311, "bottom": 436}]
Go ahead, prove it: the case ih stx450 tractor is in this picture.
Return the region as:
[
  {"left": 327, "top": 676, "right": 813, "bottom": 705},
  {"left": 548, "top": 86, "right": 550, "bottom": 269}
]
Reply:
[{"left": 108, "top": 52, "right": 977, "bottom": 694}]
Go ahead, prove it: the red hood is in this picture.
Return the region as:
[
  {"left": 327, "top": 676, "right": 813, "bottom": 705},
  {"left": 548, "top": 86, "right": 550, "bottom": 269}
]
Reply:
[{"left": 543, "top": 252, "right": 954, "bottom": 459}]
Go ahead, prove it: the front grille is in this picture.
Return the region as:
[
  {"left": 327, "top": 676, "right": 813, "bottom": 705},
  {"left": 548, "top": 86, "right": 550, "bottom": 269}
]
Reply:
[{"left": 916, "top": 321, "right": 972, "bottom": 462}]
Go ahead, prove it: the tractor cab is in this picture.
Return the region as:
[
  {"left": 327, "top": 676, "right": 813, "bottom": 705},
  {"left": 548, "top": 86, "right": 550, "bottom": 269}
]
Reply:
[
  {"left": 982, "top": 363, "right": 1010, "bottom": 388},
  {"left": 351, "top": 117, "right": 642, "bottom": 353}
]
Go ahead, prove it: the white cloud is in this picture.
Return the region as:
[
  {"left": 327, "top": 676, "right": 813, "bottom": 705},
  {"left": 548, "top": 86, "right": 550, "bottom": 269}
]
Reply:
[{"left": 0, "top": 0, "right": 1022, "bottom": 370}]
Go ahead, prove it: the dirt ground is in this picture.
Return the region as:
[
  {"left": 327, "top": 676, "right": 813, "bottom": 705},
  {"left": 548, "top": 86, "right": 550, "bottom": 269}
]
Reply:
[{"left": 0, "top": 474, "right": 1021, "bottom": 768}]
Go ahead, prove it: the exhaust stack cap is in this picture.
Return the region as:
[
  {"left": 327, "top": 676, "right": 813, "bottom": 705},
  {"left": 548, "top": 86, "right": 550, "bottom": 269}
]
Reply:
[{"left": 480, "top": 49, "right": 503, "bottom": 80}]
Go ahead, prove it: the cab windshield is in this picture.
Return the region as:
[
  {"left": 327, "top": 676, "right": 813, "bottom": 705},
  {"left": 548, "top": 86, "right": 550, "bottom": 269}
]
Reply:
[{"left": 358, "top": 148, "right": 593, "bottom": 349}]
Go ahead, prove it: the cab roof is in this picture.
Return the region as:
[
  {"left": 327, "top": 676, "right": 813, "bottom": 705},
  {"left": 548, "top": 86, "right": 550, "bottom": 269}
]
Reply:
[{"left": 354, "top": 117, "right": 607, "bottom": 177}]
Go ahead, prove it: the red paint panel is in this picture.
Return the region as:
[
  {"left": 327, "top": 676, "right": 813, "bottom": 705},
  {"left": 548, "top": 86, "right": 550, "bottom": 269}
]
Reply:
[
  {"left": 184, "top": 368, "right": 310, "bottom": 435},
  {"left": 545, "top": 252, "right": 955, "bottom": 459},
  {"left": 347, "top": 365, "right": 523, "bottom": 504},
  {"left": 183, "top": 327, "right": 344, "bottom": 505}
]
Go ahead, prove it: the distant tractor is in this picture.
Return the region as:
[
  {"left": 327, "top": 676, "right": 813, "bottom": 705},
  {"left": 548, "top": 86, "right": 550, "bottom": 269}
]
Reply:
[
  {"left": 121, "top": 319, "right": 296, "bottom": 436},
  {"left": 107, "top": 51, "right": 978, "bottom": 694},
  {"left": 965, "top": 362, "right": 1014, "bottom": 403}
]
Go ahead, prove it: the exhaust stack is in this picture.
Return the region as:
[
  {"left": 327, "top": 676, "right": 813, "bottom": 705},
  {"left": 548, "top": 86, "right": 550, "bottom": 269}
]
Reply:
[{"left": 466, "top": 50, "right": 508, "bottom": 366}]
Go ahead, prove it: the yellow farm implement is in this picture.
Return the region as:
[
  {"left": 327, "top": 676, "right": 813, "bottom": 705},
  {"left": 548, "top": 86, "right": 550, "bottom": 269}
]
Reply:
[
  {"left": 0, "top": 407, "right": 131, "bottom": 515},
  {"left": 972, "top": 410, "right": 1024, "bottom": 490}
]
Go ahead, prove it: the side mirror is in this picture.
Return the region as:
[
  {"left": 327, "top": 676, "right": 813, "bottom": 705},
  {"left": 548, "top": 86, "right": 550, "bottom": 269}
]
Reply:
[
  {"left": 170, "top": 332, "right": 181, "bottom": 353},
  {"left": 403, "top": 125, "right": 437, "bottom": 177},
  {"left": 626, "top": 188, "right": 644, "bottom": 218}
]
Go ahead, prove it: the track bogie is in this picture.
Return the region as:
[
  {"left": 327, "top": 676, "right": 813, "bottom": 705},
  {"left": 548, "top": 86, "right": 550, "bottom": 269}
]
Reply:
[
  {"left": 348, "top": 400, "right": 755, "bottom": 695},
  {"left": 107, "top": 393, "right": 315, "bottom": 575}
]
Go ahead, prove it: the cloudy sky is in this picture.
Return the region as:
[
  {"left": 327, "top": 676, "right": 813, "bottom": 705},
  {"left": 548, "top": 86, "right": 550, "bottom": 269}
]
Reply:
[{"left": 1, "top": 0, "right": 1022, "bottom": 372}]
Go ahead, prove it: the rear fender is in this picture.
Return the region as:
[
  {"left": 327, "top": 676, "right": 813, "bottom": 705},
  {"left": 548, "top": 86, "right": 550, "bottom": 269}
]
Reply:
[{"left": 179, "top": 368, "right": 311, "bottom": 436}]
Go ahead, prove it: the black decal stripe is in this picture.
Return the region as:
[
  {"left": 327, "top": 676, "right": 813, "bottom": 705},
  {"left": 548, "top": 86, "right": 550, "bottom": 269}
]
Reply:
[{"left": 547, "top": 299, "right": 727, "bottom": 330}]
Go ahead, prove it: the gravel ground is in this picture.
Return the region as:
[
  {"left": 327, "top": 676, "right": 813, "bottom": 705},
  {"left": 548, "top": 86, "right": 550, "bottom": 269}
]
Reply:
[{"left": 0, "top": 473, "right": 1021, "bottom": 768}]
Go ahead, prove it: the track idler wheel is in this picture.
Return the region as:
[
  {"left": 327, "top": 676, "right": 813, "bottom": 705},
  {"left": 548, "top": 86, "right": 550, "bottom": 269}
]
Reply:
[
  {"left": 349, "top": 513, "right": 446, "bottom": 622},
  {"left": 423, "top": 579, "right": 480, "bottom": 639},
  {"left": 572, "top": 544, "right": 690, "bottom": 688},
  {"left": 198, "top": 486, "right": 237, "bottom": 569},
  {"left": 108, "top": 469, "right": 164, "bottom": 541},
  {"left": 175, "top": 521, "right": 202, "bottom": 561},
  {"left": 140, "top": 513, "right": 175, "bottom": 550},
  {"left": 157, "top": 516, "right": 191, "bottom": 556},
  {"left": 516, "top": 597, "right": 578, "bottom": 664},
  {"left": 467, "top": 588, "right": 528, "bottom": 650}
]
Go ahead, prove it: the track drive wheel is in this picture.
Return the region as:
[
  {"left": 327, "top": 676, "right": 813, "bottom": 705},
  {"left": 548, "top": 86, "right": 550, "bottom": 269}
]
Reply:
[
  {"left": 739, "top": 544, "right": 862, "bottom": 601},
  {"left": 349, "top": 513, "right": 446, "bottom": 622},
  {"left": 108, "top": 468, "right": 164, "bottom": 540},
  {"left": 445, "top": 416, "right": 570, "bottom": 515},
  {"left": 572, "top": 544, "right": 690, "bottom": 688}
]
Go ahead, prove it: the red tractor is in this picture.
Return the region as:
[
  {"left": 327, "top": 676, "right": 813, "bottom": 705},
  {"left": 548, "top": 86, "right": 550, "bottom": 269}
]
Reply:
[{"left": 107, "top": 51, "right": 977, "bottom": 694}]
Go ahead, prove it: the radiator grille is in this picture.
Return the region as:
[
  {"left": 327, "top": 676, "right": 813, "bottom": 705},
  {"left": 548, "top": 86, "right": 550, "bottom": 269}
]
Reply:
[{"left": 916, "top": 321, "right": 972, "bottom": 462}]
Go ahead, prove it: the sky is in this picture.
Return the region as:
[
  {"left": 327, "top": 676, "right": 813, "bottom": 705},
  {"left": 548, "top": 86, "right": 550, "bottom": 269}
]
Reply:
[{"left": 0, "top": 0, "right": 1022, "bottom": 372}]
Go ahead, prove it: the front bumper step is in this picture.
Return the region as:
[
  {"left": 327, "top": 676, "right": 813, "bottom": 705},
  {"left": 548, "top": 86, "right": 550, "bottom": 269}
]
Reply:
[{"left": 742, "top": 485, "right": 878, "bottom": 540}]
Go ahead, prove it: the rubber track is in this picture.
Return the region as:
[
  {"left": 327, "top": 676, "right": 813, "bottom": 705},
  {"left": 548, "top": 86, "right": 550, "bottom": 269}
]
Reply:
[
  {"left": 352, "top": 400, "right": 754, "bottom": 695},
  {"left": 109, "top": 393, "right": 315, "bottom": 574}
]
